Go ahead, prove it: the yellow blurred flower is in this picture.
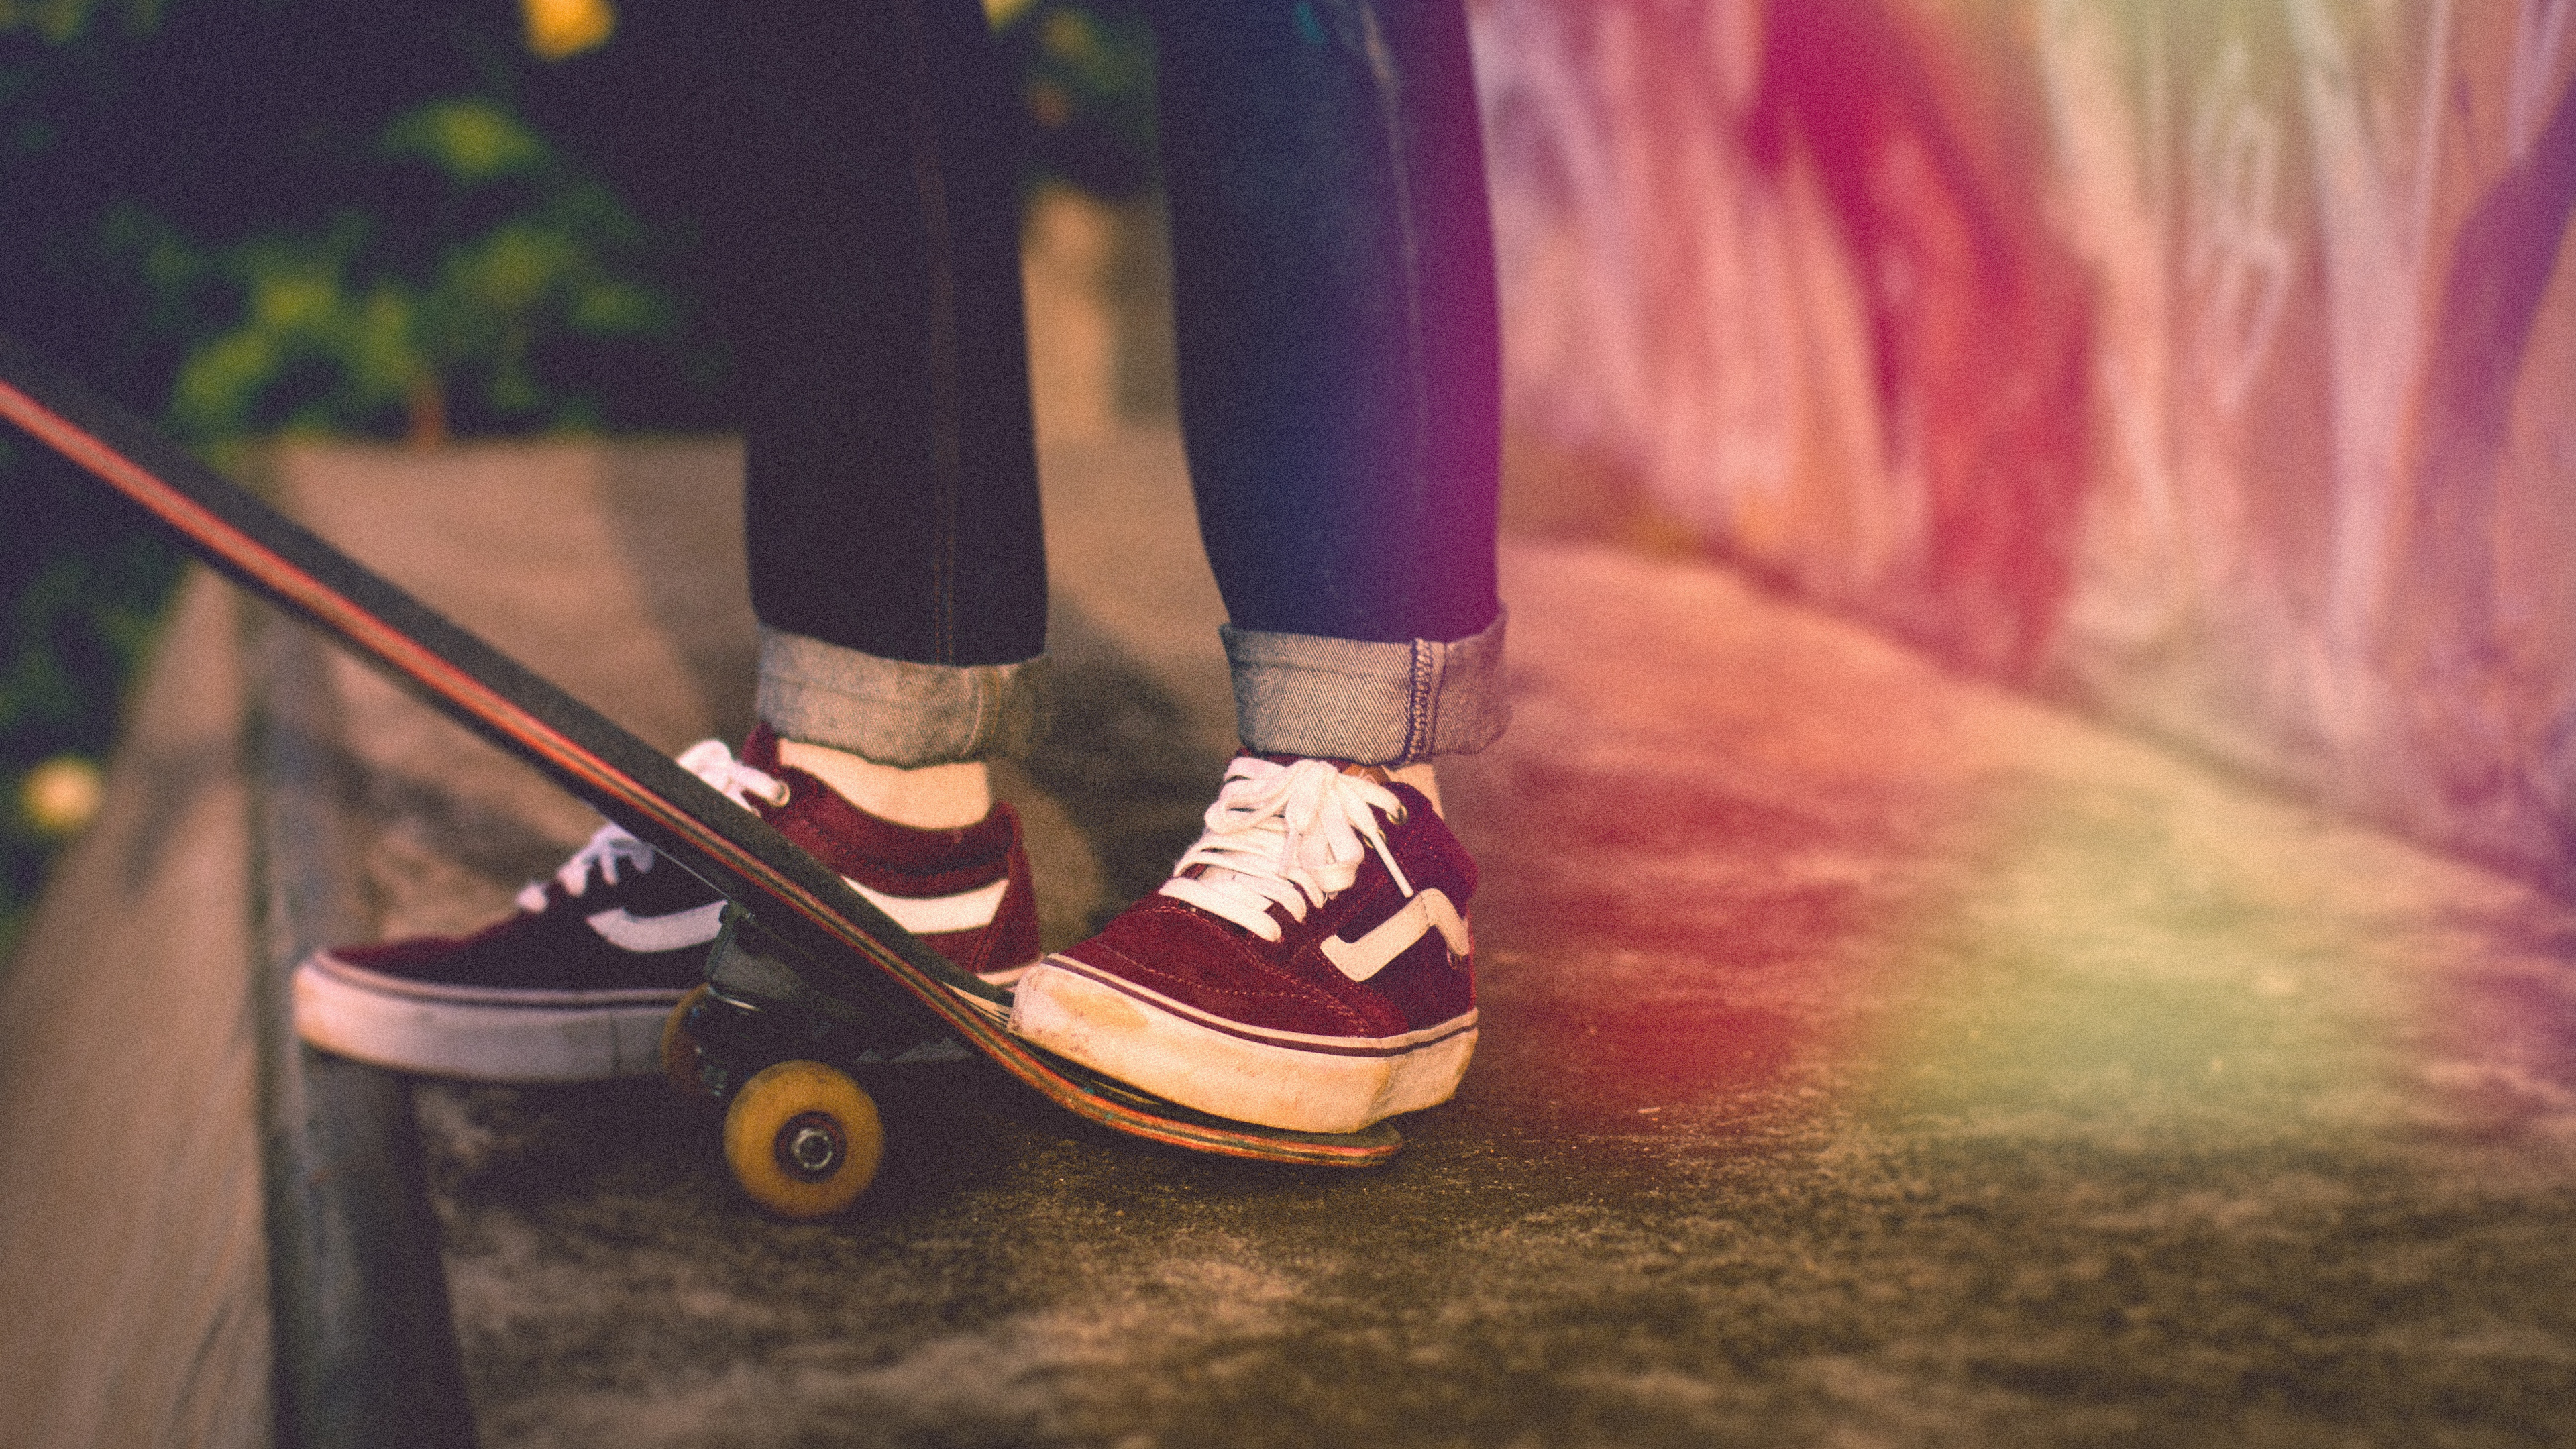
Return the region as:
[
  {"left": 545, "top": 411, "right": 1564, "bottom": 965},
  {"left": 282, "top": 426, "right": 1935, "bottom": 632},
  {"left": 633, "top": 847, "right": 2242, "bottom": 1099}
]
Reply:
[
  {"left": 521, "top": 0, "right": 613, "bottom": 61},
  {"left": 21, "top": 755, "right": 103, "bottom": 839}
]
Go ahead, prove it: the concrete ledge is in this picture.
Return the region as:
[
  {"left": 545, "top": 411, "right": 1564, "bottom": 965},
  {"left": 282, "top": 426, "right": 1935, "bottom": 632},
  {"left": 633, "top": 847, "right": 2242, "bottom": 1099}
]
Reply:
[
  {"left": 0, "top": 572, "right": 274, "bottom": 1448},
  {"left": 247, "top": 604, "right": 475, "bottom": 1449}
]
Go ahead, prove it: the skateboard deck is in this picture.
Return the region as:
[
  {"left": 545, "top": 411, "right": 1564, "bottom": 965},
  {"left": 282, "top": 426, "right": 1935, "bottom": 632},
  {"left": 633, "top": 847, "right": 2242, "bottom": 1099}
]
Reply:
[{"left": 0, "top": 333, "right": 1401, "bottom": 1187}]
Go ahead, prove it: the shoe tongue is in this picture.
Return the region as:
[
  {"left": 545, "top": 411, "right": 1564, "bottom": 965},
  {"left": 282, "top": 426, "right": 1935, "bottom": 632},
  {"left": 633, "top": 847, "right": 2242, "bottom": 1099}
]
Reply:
[{"left": 740, "top": 722, "right": 784, "bottom": 772}]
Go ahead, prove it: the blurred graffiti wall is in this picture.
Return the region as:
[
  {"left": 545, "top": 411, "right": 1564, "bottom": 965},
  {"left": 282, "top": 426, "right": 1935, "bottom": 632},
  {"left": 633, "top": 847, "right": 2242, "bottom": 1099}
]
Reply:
[{"left": 1475, "top": 0, "right": 2576, "bottom": 896}]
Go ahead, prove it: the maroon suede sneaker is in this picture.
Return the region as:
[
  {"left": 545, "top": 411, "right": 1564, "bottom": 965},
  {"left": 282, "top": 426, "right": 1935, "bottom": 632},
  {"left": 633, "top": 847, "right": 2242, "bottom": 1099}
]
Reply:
[
  {"left": 294, "top": 729, "right": 1039, "bottom": 1082},
  {"left": 1008, "top": 755, "right": 1477, "bottom": 1134}
]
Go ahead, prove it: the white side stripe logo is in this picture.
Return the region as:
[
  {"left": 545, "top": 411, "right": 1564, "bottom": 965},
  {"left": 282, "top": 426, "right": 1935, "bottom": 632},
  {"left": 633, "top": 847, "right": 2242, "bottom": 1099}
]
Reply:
[
  {"left": 586, "top": 901, "right": 726, "bottom": 952},
  {"left": 847, "top": 876, "right": 1008, "bottom": 935},
  {"left": 585, "top": 877, "right": 1005, "bottom": 951},
  {"left": 1320, "top": 888, "right": 1470, "bottom": 983}
]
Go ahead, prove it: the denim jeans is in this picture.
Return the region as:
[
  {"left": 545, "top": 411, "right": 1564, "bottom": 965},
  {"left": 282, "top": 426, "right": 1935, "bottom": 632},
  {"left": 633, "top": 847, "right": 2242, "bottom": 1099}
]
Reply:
[{"left": 703, "top": 0, "right": 1506, "bottom": 767}]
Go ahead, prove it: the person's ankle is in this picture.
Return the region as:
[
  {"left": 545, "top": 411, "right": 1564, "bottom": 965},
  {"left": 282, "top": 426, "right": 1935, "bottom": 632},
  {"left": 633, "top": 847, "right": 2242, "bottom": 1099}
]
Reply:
[{"left": 775, "top": 739, "right": 992, "bottom": 830}]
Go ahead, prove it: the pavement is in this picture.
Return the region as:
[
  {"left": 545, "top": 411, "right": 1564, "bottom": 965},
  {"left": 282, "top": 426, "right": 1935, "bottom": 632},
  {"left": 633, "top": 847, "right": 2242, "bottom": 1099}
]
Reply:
[
  {"left": 6, "top": 180, "right": 2571, "bottom": 1449},
  {"left": 228, "top": 421, "right": 2576, "bottom": 1448}
]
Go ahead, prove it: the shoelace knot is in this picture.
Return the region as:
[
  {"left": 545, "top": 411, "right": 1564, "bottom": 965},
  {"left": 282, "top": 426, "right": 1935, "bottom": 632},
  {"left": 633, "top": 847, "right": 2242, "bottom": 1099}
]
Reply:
[{"left": 1157, "top": 756, "right": 1413, "bottom": 941}]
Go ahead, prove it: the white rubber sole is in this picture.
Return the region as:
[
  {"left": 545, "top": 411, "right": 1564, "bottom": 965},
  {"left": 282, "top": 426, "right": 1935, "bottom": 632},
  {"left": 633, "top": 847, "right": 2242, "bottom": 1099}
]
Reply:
[
  {"left": 293, "top": 953, "right": 683, "bottom": 1083},
  {"left": 1007, "top": 955, "right": 1477, "bottom": 1134}
]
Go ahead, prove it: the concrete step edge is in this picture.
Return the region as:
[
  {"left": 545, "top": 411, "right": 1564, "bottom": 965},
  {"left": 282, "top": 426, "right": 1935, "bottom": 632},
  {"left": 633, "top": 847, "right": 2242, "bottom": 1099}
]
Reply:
[{"left": 241, "top": 598, "right": 478, "bottom": 1449}]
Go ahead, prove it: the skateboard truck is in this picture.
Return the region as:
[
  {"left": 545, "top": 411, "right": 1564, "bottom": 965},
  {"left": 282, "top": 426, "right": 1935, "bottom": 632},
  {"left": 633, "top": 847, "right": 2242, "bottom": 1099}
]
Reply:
[{"left": 662, "top": 906, "right": 979, "bottom": 1216}]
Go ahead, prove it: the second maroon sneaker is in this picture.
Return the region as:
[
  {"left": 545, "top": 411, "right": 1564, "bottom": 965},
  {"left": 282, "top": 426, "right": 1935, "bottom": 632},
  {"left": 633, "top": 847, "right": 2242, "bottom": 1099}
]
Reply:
[
  {"left": 1008, "top": 755, "right": 1479, "bottom": 1134},
  {"left": 294, "top": 728, "right": 1040, "bottom": 1082}
]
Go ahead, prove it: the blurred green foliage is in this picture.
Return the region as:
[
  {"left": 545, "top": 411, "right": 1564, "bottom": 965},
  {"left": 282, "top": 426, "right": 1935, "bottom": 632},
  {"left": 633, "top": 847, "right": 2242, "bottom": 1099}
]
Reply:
[
  {"left": 0, "top": 0, "right": 1156, "bottom": 959},
  {"left": 0, "top": 0, "right": 718, "bottom": 957},
  {"left": 131, "top": 96, "right": 686, "bottom": 447},
  {"left": 997, "top": 0, "right": 1159, "bottom": 197},
  {"left": 1, "top": 433, "right": 172, "bottom": 953},
  {"left": 0, "top": 0, "right": 155, "bottom": 45}
]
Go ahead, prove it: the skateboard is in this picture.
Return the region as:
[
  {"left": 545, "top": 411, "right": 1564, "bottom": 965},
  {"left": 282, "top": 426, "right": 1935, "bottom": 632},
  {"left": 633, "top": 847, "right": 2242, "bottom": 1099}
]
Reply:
[{"left": 0, "top": 333, "right": 1401, "bottom": 1218}]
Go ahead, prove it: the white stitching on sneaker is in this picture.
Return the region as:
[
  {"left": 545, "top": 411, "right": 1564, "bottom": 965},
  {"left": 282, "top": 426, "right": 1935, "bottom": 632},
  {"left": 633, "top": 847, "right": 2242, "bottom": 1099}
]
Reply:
[
  {"left": 1157, "top": 757, "right": 1413, "bottom": 941},
  {"left": 515, "top": 739, "right": 787, "bottom": 912}
]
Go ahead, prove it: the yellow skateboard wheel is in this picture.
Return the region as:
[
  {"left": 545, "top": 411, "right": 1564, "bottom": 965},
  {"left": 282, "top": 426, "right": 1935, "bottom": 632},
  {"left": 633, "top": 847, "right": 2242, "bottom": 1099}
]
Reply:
[
  {"left": 722, "top": 1059, "right": 883, "bottom": 1220},
  {"left": 660, "top": 985, "right": 720, "bottom": 1100}
]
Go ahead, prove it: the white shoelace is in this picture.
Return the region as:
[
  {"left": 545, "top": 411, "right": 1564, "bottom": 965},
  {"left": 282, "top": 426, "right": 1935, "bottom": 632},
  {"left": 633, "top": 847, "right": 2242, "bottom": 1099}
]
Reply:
[
  {"left": 515, "top": 739, "right": 788, "bottom": 911},
  {"left": 1157, "top": 756, "right": 1415, "bottom": 941}
]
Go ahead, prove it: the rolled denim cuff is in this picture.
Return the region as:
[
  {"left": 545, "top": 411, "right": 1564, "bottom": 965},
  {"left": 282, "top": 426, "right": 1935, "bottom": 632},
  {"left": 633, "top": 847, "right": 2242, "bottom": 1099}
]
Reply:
[
  {"left": 1221, "top": 608, "right": 1509, "bottom": 766},
  {"left": 757, "top": 627, "right": 1049, "bottom": 766}
]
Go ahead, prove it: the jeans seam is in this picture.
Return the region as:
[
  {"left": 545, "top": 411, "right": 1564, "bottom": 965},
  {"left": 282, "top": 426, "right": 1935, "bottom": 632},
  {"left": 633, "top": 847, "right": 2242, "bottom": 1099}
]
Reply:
[
  {"left": 1352, "top": 3, "right": 1433, "bottom": 532},
  {"left": 892, "top": 0, "right": 963, "bottom": 661},
  {"left": 1407, "top": 637, "right": 1433, "bottom": 762}
]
